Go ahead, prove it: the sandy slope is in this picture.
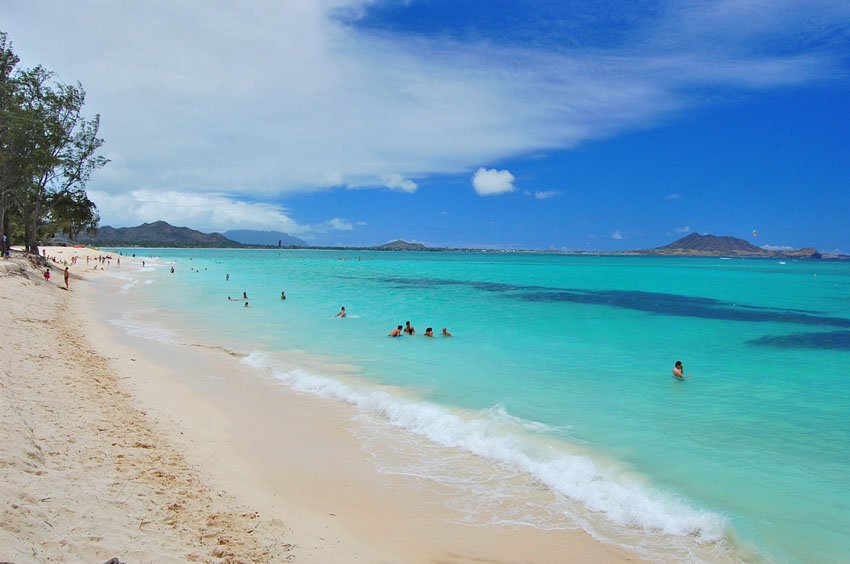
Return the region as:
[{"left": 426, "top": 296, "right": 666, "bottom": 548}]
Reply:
[{"left": 0, "top": 251, "right": 292, "bottom": 563}]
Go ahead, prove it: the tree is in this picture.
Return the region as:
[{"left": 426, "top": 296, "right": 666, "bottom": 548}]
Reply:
[
  {"left": 0, "top": 32, "right": 21, "bottom": 246},
  {"left": 49, "top": 189, "right": 99, "bottom": 241},
  {"left": 0, "top": 41, "right": 107, "bottom": 253}
]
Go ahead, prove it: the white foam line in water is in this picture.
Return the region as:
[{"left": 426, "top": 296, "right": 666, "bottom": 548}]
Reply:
[
  {"left": 109, "top": 317, "right": 181, "bottom": 345},
  {"left": 241, "top": 351, "right": 727, "bottom": 543}
]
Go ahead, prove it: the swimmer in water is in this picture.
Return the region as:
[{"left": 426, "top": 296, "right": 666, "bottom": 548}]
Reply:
[
  {"left": 404, "top": 321, "right": 415, "bottom": 335},
  {"left": 389, "top": 325, "right": 403, "bottom": 337},
  {"left": 280, "top": 291, "right": 286, "bottom": 300},
  {"left": 336, "top": 306, "right": 346, "bottom": 317},
  {"left": 243, "top": 291, "right": 248, "bottom": 300},
  {"left": 442, "top": 327, "right": 452, "bottom": 337},
  {"left": 673, "top": 361, "right": 690, "bottom": 379},
  {"left": 424, "top": 327, "right": 434, "bottom": 337}
]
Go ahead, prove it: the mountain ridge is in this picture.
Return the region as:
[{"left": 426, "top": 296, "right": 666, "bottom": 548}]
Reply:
[{"left": 78, "top": 221, "right": 242, "bottom": 248}]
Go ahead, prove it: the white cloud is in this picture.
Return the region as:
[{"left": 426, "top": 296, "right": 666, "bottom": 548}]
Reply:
[
  {"left": 472, "top": 168, "right": 516, "bottom": 196},
  {"left": 382, "top": 174, "right": 418, "bottom": 193},
  {"left": 761, "top": 244, "right": 796, "bottom": 251},
  {"left": 674, "top": 226, "right": 691, "bottom": 233},
  {"left": 327, "top": 217, "right": 354, "bottom": 231},
  {"left": 663, "top": 193, "right": 682, "bottom": 201},
  {"left": 87, "top": 189, "right": 351, "bottom": 236},
  {"left": 524, "top": 189, "right": 561, "bottom": 199},
  {"left": 2, "top": 0, "right": 846, "bottom": 220},
  {"left": 611, "top": 230, "right": 624, "bottom": 240}
]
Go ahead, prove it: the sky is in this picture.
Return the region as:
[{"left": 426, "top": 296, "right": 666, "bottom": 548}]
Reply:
[{"left": 3, "top": 0, "right": 850, "bottom": 251}]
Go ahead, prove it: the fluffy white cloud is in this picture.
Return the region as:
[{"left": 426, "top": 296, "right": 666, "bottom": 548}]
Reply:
[
  {"left": 3, "top": 0, "right": 846, "bottom": 221},
  {"left": 87, "top": 189, "right": 354, "bottom": 235},
  {"left": 611, "top": 230, "right": 624, "bottom": 240},
  {"left": 674, "top": 226, "right": 691, "bottom": 233},
  {"left": 382, "top": 174, "right": 418, "bottom": 193},
  {"left": 472, "top": 168, "right": 516, "bottom": 196}
]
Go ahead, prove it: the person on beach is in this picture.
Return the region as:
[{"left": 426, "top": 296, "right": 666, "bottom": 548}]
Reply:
[
  {"left": 142, "top": 260, "right": 145, "bottom": 268},
  {"left": 226, "top": 273, "right": 230, "bottom": 281},
  {"left": 336, "top": 306, "right": 346, "bottom": 317},
  {"left": 43, "top": 268, "right": 51, "bottom": 281},
  {"left": 170, "top": 266, "right": 175, "bottom": 274},
  {"left": 673, "top": 361, "right": 690, "bottom": 379},
  {"left": 424, "top": 327, "right": 434, "bottom": 337},
  {"left": 404, "top": 321, "right": 415, "bottom": 335},
  {"left": 63, "top": 267, "right": 70, "bottom": 289},
  {"left": 280, "top": 291, "right": 286, "bottom": 300},
  {"left": 389, "top": 325, "right": 403, "bottom": 337},
  {"left": 243, "top": 291, "right": 248, "bottom": 300},
  {"left": 442, "top": 327, "right": 452, "bottom": 337}
]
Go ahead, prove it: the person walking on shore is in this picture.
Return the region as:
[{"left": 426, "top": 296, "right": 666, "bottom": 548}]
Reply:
[{"left": 64, "top": 267, "right": 70, "bottom": 290}]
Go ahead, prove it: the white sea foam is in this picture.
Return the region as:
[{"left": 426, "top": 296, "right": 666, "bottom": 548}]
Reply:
[
  {"left": 241, "top": 351, "right": 728, "bottom": 546},
  {"left": 109, "top": 317, "right": 181, "bottom": 344}
]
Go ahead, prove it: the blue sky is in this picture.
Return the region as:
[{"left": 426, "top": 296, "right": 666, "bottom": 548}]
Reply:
[{"left": 4, "top": 1, "right": 850, "bottom": 251}]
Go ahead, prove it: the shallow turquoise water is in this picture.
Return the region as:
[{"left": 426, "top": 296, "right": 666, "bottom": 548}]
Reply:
[{"left": 111, "top": 249, "right": 850, "bottom": 562}]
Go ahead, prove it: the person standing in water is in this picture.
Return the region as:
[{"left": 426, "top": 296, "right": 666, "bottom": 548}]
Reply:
[
  {"left": 673, "top": 361, "right": 690, "bottom": 379},
  {"left": 280, "top": 291, "right": 286, "bottom": 300},
  {"left": 336, "top": 306, "right": 346, "bottom": 317},
  {"left": 389, "top": 325, "right": 403, "bottom": 337},
  {"left": 404, "top": 321, "right": 415, "bottom": 335},
  {"left": 424, "top": 327, "right": 434, "bottom": 337}
]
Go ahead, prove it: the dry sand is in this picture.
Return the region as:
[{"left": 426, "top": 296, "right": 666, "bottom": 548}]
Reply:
[
  {"left": 1, "top": 246, "right": 642, "bottom": 563},
  {"left": 1, "top": 249, "right": 292, "bottom": 563}
]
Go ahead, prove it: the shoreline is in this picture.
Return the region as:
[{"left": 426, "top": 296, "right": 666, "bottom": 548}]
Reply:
[{"left": 2, "top": 247, "right": 643, "bottom": 562}]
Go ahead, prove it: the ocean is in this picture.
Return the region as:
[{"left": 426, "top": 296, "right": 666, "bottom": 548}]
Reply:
[{"left": 101, "top": 249, "right": 850, "bottom": 562}]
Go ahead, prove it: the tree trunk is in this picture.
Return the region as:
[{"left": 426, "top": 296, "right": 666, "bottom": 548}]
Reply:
[{"left": 26, "top": 199, "right": 40, "bottom": 254}]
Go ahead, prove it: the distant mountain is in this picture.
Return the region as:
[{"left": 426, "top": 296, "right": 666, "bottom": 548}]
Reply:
[
  {"left": 79, "top": 221, "right": 242, "bottom": 247},
  {"left": 654, "top": 233, "right": 820, "bottom": 258},
  {"left": 223, "top": 230, "right": 308, "bottom": 247},
  {"left": 375, "top": 239, "right": 427, "bottom": 251},
  {"left": 659, "top": 233, "right": 764, "bottom": 254}
]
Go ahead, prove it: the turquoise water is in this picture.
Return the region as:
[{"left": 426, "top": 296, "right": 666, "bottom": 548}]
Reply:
[{"left": 106, "top": 249, "right": 850, "bottom": 562}]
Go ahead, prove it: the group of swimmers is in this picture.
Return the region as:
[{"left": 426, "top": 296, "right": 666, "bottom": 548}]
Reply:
[{"left": 388, "top": 320, "right": 452, "bottom": 338}]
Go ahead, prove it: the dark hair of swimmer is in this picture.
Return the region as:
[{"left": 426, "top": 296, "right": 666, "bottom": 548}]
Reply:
[
  {"left": 397, "top": 325, "right": 403, "bottom": 330},
  {"left": 675, "top": 361, "right": 683, "bottom": 368}
]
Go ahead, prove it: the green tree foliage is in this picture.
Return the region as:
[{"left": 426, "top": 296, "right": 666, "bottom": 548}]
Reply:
[{"left": 0, "top": 30, "right": 107, "bottom": 254}]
